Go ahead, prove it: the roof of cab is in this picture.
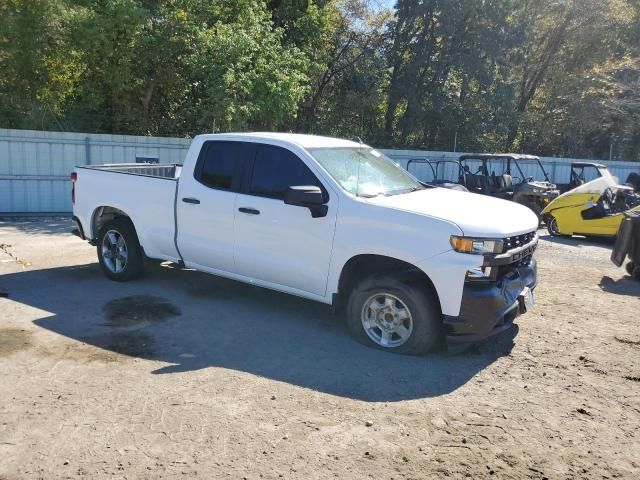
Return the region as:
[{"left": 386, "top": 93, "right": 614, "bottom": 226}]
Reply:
[{"left": 193, "top": 132, "right": 363, "bottom": 149}]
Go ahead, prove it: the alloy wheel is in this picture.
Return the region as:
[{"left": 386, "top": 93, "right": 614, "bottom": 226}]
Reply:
[{"left": 361, "top": 293, "right": 413, "bottom": 348}]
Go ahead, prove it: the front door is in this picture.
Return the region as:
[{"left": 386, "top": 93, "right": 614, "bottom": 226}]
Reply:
[{"left": 234, "top": 144, "right": 337, "bottom": 297}]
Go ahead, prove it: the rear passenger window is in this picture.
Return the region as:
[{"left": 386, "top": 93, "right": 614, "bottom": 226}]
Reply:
[
  {"left": 250, "top": 145, "right": 326, "bottom": 200},
  {"left": 195, "top": 142, "right": 249, "bottom": 191}
]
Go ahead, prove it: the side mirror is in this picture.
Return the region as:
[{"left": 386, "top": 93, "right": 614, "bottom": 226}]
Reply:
[{"left": 284, "top": 186, "right": 328, "bottom": 218}]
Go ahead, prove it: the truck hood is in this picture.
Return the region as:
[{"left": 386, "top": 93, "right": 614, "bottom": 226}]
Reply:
[{"left": 365, "top": 187, "right": 538, "bottom": 237}]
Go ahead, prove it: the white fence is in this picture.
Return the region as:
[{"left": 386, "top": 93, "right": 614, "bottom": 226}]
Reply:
[
  {"left": 0, "top": 129, "right": 638, "bottom": 214},
  {"left": 0, "top": 129, "right": 190, "bottom": 213}
]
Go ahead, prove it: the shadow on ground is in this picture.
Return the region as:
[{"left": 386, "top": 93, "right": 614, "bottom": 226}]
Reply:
[
  {"left": 0, "top": 217, "right": 73, "bottom": 235},
  {"left": 598, "top": 275, "right": 640, "bottom": 297},
  {"left": 1, "top": 262, "right": 516, "bottom": 402}
]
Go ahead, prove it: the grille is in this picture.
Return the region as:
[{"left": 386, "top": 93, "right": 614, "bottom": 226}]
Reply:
[
  {"left": 511, "top": 254, "right": 533, "bottom": 269},
  {"left": 502, "top": 231, "right": 536, "bottom": 253},
  {"left": 496, "top": 254, "right": 532, "bottom": 279}
]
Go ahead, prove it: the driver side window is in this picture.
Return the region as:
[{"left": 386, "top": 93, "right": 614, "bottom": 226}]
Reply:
[{"left": 249, "top": 145, "right": 328, "bottom": 201}]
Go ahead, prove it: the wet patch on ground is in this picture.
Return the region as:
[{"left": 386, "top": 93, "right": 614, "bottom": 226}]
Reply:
[
  {"left": 0, "top": 328, "right": 33, "bottom": 357},
  {"left": 103, "top": 295, "right": 181, "bottom": 329}
]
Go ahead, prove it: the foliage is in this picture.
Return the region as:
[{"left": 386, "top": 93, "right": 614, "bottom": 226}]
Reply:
[{"left": 0, "top": 0, "right": 638, "bottom": 160}]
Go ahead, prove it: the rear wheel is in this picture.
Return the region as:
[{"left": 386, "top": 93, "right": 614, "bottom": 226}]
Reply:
[
  {"left": 346, "top": 275, "right": 440, "bottom": 355},
  {"left": 97, "top": 218, "right": 144, "bottom": 281}
]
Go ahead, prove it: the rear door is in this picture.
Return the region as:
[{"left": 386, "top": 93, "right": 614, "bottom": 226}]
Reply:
[
  {"left": 177, "top": 141, "right": 253, "bottom": 273},
  {"left": 234, "top": 144, "right": 337, "bottom": 297}
]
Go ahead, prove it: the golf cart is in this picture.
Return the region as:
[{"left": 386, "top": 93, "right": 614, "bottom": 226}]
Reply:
[
  {"left": 557, "top": 162, "right": 609, "bottom": 193},
  {"left": 625, "top": 172, "right": 640, "bottom": 193},
  {"left": 458, "top": 154, "right": 560, "bottom": 220},
  {"left": 406, "top": 158, "right": 468, "bottom": 191}
]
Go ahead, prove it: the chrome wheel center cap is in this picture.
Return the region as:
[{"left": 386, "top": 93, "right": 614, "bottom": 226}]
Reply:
[{"left": 378, "top": 311, "right": 396, "bottom": 330}]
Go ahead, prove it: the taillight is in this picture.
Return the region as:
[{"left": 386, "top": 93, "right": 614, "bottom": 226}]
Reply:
[{"left": 70, "top": 172, "right": 77, "bottom": 204}]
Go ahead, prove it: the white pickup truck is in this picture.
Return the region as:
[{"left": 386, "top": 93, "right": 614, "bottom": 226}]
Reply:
[{"left": 71, "top": 133, "right": 538, "bottom": 354}]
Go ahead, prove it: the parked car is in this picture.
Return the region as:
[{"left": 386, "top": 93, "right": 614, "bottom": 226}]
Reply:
[
  {"left": 458, "top": 154, "right": 559, "bottom": 221},
  {"left": 406, "top": 158, "right": 468, "bottom": 191},
  {"left": 71, "top": 133, "right": 538, "bottom": 354},
  {"left": 542, "top": 166, "right": 640, "bottom": 237}
]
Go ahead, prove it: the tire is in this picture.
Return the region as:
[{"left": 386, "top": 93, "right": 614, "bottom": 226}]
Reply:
[
  {"left": 547, "top": 215, "right": 561, "bottom": 236},
  {"left": 346, "top": 275, "right": 441, "bottom": 355},
  {"left": 626, "top": 262, "right": 640, "bottom": 280},
  {"left": 96, "top": 217, "right": 144, "bottom": 281}
]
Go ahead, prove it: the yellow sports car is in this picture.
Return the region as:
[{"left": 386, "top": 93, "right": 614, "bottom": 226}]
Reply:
[{"left": 542, "top": 167, "right": 640, "bottom": 237}]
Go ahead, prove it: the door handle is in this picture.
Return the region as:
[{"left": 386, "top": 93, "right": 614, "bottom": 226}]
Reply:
[
  {"left": 238, "top": 207, "right": 260, "bottom": 215},
  {"left": 182, "top": 197, "right": 200, "bottom": 204}
]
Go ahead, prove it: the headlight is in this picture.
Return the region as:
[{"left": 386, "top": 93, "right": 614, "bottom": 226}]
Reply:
[{"left": 450, "top": 236, "right": 503, "bottom": 255}]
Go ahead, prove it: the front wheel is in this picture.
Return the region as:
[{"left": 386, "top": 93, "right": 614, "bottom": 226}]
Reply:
[
  {"left": 547, "top": 215, "right": 561, "bottom": 236},
  {"left": 97, "top": 218, "right": 144, "bottom": 281},
  {"left": 346, "top": 276, "right": 441, "bottom": 355}
]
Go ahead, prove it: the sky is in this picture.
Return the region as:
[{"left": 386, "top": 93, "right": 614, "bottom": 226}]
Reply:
[{"left": 370, "top": 0, "right": 396, "bottom": 12}]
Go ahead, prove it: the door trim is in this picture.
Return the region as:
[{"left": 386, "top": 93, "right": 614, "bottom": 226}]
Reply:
[{"left": 183, "top": 260, "right": 332, "bottom": 304}]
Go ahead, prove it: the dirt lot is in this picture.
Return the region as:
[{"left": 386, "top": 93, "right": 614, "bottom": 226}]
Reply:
[{"left": 0, "top": 219, "right": 639, "bottom": 480}]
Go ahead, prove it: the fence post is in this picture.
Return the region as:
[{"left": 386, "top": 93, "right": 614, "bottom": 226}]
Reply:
[{"left": 85, "top": 136, "right": 91, "bottom": 165}]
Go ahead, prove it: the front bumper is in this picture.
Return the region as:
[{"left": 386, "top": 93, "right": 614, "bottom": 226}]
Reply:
[{"left": 444, "top": 258, "right": 537, "bottom": 352}]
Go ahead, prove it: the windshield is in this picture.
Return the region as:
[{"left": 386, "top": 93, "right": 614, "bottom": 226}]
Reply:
[
  {"left": 308, "top": 147, "right": 425, "bottom": 197},
  {"left": 515, "top": 159, "right": 550, "bottom": 182},
  {"left": 435, "top": 161, "right": 461, "bottom": 183}
]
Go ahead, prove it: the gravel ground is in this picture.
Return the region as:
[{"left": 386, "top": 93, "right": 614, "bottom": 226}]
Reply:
[{"left": 0, "top": 219, "right": 639, "bottom": 480}]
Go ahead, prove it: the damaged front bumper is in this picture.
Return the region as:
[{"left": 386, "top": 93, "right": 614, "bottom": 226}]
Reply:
[{"left": 444, "top": 257, "right": 537, "bottom": 353}]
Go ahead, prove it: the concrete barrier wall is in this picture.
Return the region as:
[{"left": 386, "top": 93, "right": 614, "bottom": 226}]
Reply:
[{"left": 0, "top": 129, "right": 638, "bottom": 213}]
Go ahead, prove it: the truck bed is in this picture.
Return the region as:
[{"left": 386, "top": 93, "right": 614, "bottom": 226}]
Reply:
[
  {"left": 78, "top": 163, "right": 181, "bottom": 180},
  {"left": 73, "top": 163, "right": 181, "bottom": 262}
]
